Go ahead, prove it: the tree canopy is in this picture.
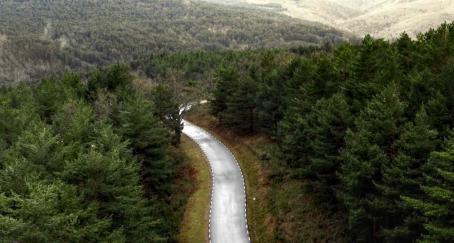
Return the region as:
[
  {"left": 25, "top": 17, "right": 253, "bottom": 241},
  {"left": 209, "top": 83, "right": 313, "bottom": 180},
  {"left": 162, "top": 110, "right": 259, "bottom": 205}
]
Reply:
[
  {"left": 210, "top": 22, "right": 454, "bottom": 242},
  {"left": 0, "top": 64, "right": 185, "bottom": 242}
]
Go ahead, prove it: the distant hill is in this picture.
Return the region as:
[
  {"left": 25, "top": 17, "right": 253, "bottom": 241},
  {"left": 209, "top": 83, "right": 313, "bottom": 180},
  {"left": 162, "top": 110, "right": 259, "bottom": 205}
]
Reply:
[
  {"left": 341, "top": 0, "right": 454, "bottom": 38},
  {"left": 212, "top": 0, "right": 454, "bottom": 39},
  {"left": 0, "top": 0, "right": 348, "bottom": 85}
]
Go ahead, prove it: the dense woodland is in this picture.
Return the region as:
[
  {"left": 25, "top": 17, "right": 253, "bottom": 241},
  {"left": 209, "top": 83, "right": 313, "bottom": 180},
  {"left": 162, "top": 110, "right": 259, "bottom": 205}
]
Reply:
[
  {"left": 0, "top": 65, "right": 187, "bottom": 242},
  {"left": 0, "top": 0, "right": 347, "bottom": 85},
  {"left": 1, "top": 1, "right": 453, "bottom": 241},
  {"left": 210, "top": 23, "right": 454, "bottom": 242},
  {"left": 134, "top": 48, "right": 312, "bottom": 100}
]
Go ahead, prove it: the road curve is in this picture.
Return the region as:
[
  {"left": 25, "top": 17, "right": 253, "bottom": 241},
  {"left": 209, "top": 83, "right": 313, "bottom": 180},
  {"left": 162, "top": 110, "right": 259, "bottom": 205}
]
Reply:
[{"left": 182, "top": 120, "right": 250, "bottom": 243}]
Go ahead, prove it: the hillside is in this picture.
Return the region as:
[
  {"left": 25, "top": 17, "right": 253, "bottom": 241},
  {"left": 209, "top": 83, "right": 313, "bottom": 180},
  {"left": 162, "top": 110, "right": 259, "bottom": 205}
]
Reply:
[
  {"left": 342, "top": 0, "right": 454, "bottom": 38},
  {"left": 209, "top": 0, "right": 454, "bottom": 39},
  {"left": 0, "top": 0, "right": 348, "bottom": 85}
]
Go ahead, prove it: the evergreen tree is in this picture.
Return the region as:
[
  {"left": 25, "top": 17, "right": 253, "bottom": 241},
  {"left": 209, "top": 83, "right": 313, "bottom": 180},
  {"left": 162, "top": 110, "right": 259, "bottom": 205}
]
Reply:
[
  {"left": 0, "top": 65, "right": 181, "bottom": 242},
  {"left": 377, "top": 108, "right": 438, "bottom": 242},
  {"left": 0, "top": 120, "right": 67, "bottom": 194},
  {"left": 255, "top": 53, "right": 285, "bottom": 134},
  {"left": 278, "top": 104, "right": 311, "bottom": 171},
  {"left": 399, "top": 69, "right": 437, "bottom": 117},
  {"left": 53, "top": 100, "right": 96, "bottom": 145},
  {"left": 0, "top": 180, "right": 115, "bottom": 243},
  {"left": 278, "top": 59, "right": 322, "bottom": 170},
  {"left": 210, "top": 66, "right": 239, "bottom": 119},
  {"left": 62, "top": 143, "right": 162, "bottom": 242},
  {"left": 0, "top": 90, "right": 38, "bottom": 148},
  {"left": 150, "top": 84, "right": 183, "bottom": 145},
  {"left": 33, "top": 78, "right": 77, "bottom": 122},
  {"left": 425, "top": 92, "right": 451, "bottom": 134},
  {"left": 86, "top": 64, "right": 131, "bottom": 100},
  {"left": 339, "top": 84, "right": 406, "bottom": 242},
  {"left": 436, "top": 57, "right": 454, "bottom": 130},
  {"left": 223, "top": 75, "right": 258, "bottom": 133},
  {"left": 332, "top": 43, "right": 358, "bottom": 89},
  {"left": 403, "top": 134, "right": 454, "bottom": 243},
  {"left": 305, "top": 93, "right": 352, "bottom": 206},
  {"left": 0, "top": 113, "right": 162, "bottom": 242},
  {"left": 395, "top": 32, "right": 418, "bottom": 73},
  {"left": 345, "top": 36, "right": 400, "bottom": 112},
  {"left": 112, "top": 93, "right": 173, "bottom": 196}
]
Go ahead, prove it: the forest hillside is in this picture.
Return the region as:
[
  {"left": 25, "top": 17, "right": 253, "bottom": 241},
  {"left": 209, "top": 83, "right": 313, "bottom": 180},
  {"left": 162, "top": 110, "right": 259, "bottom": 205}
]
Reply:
[
  {"left": 1, "top": 1, "right": 454, "bottom": 242},
  {"left": 0, "top": 0, "right": 347, "bottom": 85}
]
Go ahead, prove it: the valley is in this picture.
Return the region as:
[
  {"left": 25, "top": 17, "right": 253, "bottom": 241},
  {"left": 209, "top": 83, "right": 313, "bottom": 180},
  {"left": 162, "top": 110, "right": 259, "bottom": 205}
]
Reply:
[{"left": 1, "top": 1, "right": 454, "bottom": 243}]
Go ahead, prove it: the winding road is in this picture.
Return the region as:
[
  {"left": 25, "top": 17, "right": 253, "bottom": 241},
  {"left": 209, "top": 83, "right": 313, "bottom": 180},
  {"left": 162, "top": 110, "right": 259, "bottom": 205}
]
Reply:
[{"left": 182, "top": 120, "right": 250, "bottom": 243}]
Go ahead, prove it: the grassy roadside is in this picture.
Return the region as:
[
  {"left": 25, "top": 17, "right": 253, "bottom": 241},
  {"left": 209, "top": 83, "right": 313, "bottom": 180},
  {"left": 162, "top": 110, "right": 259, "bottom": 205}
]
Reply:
[
  {"left": 185, "top": 105, "right": 276, "bottom": 243},
  {"left": 178, "top": 135, "right": 211, "bottom": 243}
]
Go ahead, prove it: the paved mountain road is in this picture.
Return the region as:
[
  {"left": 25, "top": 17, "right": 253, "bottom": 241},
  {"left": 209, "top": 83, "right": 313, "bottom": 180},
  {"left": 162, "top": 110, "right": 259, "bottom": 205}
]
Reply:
[{"left": 182, "top": 120, "right": 250, "bottom": 243}]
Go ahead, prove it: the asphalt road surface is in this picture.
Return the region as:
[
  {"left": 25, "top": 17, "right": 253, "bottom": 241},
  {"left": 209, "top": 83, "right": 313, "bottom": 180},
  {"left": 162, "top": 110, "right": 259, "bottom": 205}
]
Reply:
[{"left": 182, "top": 120, "right": 250, "bottom": 243}]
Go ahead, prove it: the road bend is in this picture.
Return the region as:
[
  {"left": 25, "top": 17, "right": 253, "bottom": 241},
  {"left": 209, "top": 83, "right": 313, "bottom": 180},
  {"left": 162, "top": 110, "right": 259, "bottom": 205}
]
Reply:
[{"left": 182, "top": 120, "right": 250, "bottom": 243}]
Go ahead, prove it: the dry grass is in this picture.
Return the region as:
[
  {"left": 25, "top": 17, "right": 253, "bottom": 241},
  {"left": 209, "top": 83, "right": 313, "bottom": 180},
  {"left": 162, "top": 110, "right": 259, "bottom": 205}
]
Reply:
[{"left": 178, "top": 135, "right": 211, "bottom": 243}]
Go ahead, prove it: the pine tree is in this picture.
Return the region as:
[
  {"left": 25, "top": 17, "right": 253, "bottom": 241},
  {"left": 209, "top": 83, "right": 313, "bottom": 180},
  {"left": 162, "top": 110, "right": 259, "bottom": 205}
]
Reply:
[
  {"left": 0, "top": 66, "right": 175, "bottom": 242},
  {"left": 210, "top": 66, "right": 239, "bottom": 120},
  {"left": 403, "top": 134, "right": 454, "bottom": 243},
  {"left": 437, "top": 57, "right": 454, "bottom": 130},
  {"left": 86, "top": 64, "right": 131, "bottom": 101},
  {"left": 332, "top": 43, "right": 358, "bottom": 88},
  {"left": 395, "top": 32, "right": 417, "bottom": 72},
  {"left": 0, "top": 180, "right": 114, "bottom": 243},
  {"left": 339, "top": 84, "right": 406, "bottom": 242},
  {"left": 255, "top": 53, "right": 285, "bottom": 134},
  {"left": 33, "top": 78, "right": 78, "bottom": 122},
  {"left": 278, "top": 106, "right": 311, "bottom": 171},
  {"left": 223, "top": 75, "right": 258, "bottom": 133},
  {"left": 305, "top": 93, "right": 352, "bottom": 206},
  {"left": 345, "top": 36, "right": 400, "bottom": 112},
  {"left": 399, "top": 69, "right": 437, "bottom": 117},
  {"left": 0, "top": 90, "right": 38, "bottom": 148},
  {"left": 0, "top": 120, "right": 66, "bottom": 194},
  {"left": 377, "top": 107, "right": 438, "bottom": 242},
  {"left": 53, "top": 100, "right": 96, "bottom": 145},
  {"left": 112, "top": 92, "right": 172, "bottom": 196},
  {"left": 62, "top": 140, "right": 162, "bottom": 242},
  {"left": 150, "top": 84, "right": 183, "bottom": 145},
  {"left": 0, "top": 122, "right": 150, "bottom": 242},
  {"left": 425, "top": 92, "right": 450, "bottom": 134},
  {"left": 417, "top": 23, "right": 453, "bottom": 71},
  {"left": 278, "top": 59, "right": 322, "bottom": 171}
]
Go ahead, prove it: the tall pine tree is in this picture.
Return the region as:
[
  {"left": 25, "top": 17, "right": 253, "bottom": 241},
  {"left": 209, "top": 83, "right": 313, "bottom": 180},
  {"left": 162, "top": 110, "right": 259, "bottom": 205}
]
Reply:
[
  {"left": 403, "top": 133, "right": 454, "bottom": 243},
  {"left": 339, "top": 84, "right": 406, "bottom": 242},
  {"left": 377, "top": 107, "right": 438, "bottom": 242},
  {"left": 223, "top": 76, "right": 258, "bottom": 133},
  {"left": 305, "top": 93, "right": 352, "bottom": 207}
]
